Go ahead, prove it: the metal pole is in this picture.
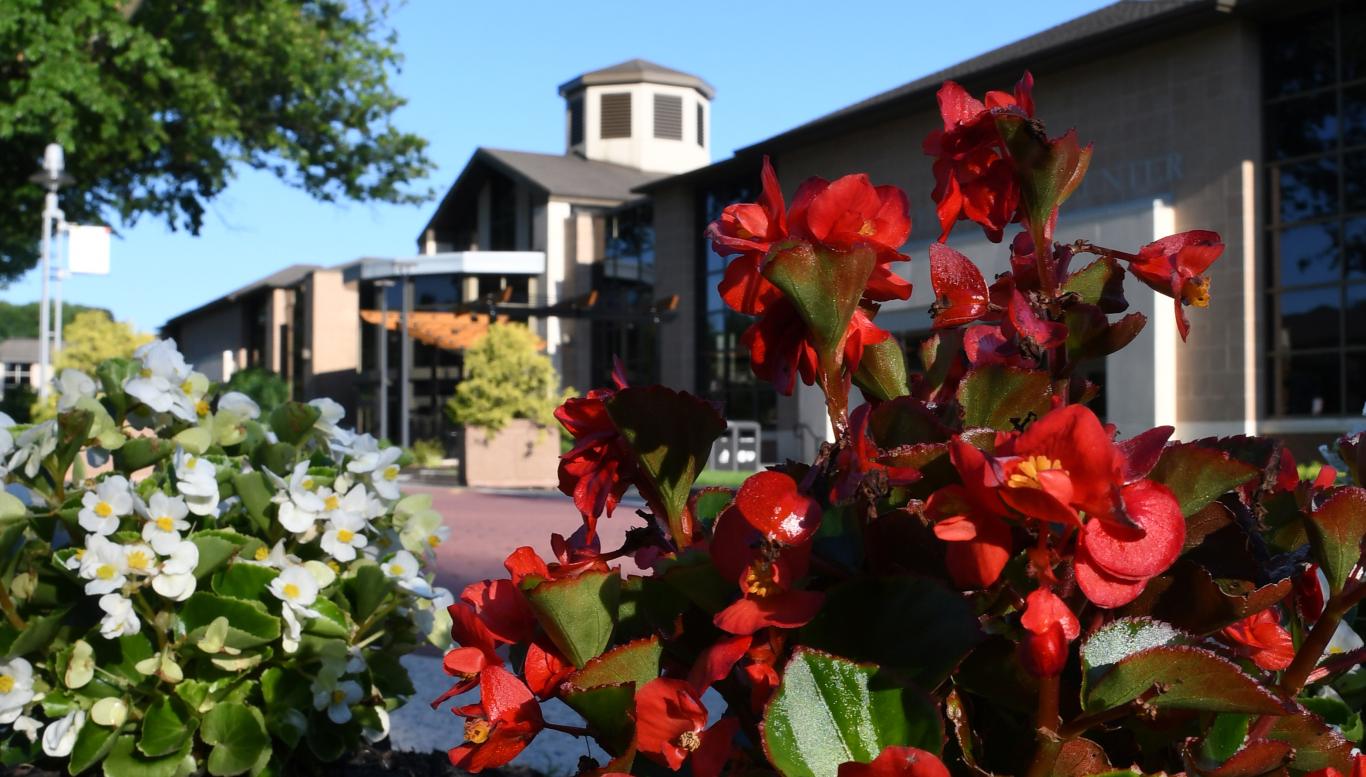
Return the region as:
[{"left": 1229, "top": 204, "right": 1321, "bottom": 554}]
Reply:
[
  {"left": 375, "top": 279, "right": 393, "bottom": 440},
  {"left": 399, "top": 269, "right": 413, "bottom": 449},
  {"left": 53, "top": 222, "right": 66, "bottom": 357},
  {"left": 37, "top": 192, "right": 54, "bottom": 398}
]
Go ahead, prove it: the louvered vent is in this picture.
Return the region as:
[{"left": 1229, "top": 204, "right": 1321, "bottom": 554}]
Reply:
[
  {"left": 600, "top": 93, "right": 632, "bottom": 139},
  {"left": 653, "top": 94, "right": 683, "bottom": 140},
  {"left": 568, "top": 97, "right": 584, "bottom": 146},
  {"left": 696, "top": 103, "right": 705, "bottom": 146}
]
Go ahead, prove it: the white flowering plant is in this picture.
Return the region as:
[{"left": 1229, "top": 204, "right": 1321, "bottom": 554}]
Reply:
[{"left": 0, "top": 340, "right": 453, "bottom": 775}]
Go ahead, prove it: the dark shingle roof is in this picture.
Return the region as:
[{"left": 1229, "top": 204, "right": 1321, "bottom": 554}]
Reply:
[
  {"left": 163, "top": 263, "right": 321, "bottom": 329},
  {"left": 558, "top": 59, "right": 715, "bottom": 99},
  {"left": 480, "top": 148, "right": 665, "bottom": 202}
]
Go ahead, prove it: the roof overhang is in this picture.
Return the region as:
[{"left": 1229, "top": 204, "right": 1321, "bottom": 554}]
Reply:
[{"left": 343, "top": 251, "right": 547, "bottom": 283}]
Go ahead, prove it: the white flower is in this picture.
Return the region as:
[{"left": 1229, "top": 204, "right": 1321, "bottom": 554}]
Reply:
[
  {"left": 124, "top": 339, "right": 192, "bottom": 416},
  {"left": 280, "top": 605, "right": 304, "bottom": 652},
  {"left": 8, "top": 420, "right": 57, "bottom": 479},
  {"left": 13, "top": 714, "right": 41, "bottom": 742},
  {"left": 270, "top": 565, "right": 320, "bottom": 611},
  {"left": 286, "top": 462, "right": 328, "bottom": 513},
  {"left": 41, "top": 710, "right": 84, "bottom": 757},
  {"left": 139, "top": 492, "right": 191, "bottom": 555},
  {"left": 55, "top": 369, "right": 96, "bottom": 412},
  {"left": 309, "top": 397, "right": 353, "bottom": 445},
  {"left": 0, "top": 657, "right": 34, "bottom": 724},
  {"left": 245, "top": 539, "right": 297, "bottom": 569},
  {"left": 152, "top": 540, "right": 199, "bottom": 601},
  {"left": 311, "top": 676, "right": 363, "bottom": 724},
  {"left": 173, "top": 448, "right": 219, "bottom": 516},
  {"left": 98, "top": 594, "right": 139, "bottom": 639},
  {"left": 78, "top": 475, "right": 135, "bottom": 536},
  {"left": 79, "top": 535, "right": 128, "bottom": 595},
  {"left": 122, "top": 543, "right": 157, "bottom": 577},
  {"left": 382, "top": 550, "right": 433, "bottom": 597},
  {"left": 217, "top": 391, "right": 261, "bottom": 420},
  {"left": 278, "top": 500, "right": 319, "bottom": 535},
  {"left": 320, "top": 513, "right": 368, "bottom": 563},
  {"left": 348, "top": 446, "right": 403, "bottom": 500},
  {"left": 0, "top": 412, "right": 15, "bottom": 464}
]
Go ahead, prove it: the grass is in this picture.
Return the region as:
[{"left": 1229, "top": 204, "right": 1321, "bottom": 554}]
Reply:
[{"left": 693, "top": 469, "right": 752, "bottom": 489}]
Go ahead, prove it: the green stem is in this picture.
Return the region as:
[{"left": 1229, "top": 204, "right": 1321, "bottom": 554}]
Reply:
[
  {"left": 1025, "top": 673, "right": 1063, "bottom": 777},
  {"left": 0, "top": 579, "right": 25, "bottom": 629}
]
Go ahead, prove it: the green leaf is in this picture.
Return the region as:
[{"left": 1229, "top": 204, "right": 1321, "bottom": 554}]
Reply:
[
  {"left": 254, "top": 442, "right": 298, "bottom": 476},
  {"left": 112, "top": 437, "right": 176, "bottom": 472},
  {"left": 0, "top": 490, "right": 27, "bottom": 523},
  {"left": 201, "top": 702, "right": 269, "bottom": 777},
  {"left": 1199, "top": 714, "right": 1250, "bottom": 765},
  {"left": 104, "top": 733, "right": 188, "bottom": 777},
  {"left": 1120, "top": 561, "right": 1293, "bottom": 636},
  {"left": 1266, "top": 702, "right": 1355, "bottom": 772},
  {"left": 138, "top": 697, "right": 197, "bottom": 757},
  {"left": 188, "top": 530, "right": 251, "bottom": 579},
  {"left": 50, "top": 409, "right": 95, "bottom": 484},
  {"left": 269, "top": 402, "right": 321, "bottom": 445},
  {"left": 92, "top": 633, "right": 156, "bottom": 685},
  {"left": 303, "top": 598, "right": 349, "bottom": 638},
  {"left": 568, "top": 636, "right": 662, "bottom": 690},
  {"left": 763, "top": 242, "right": 878, "bottom": 369},
  {"left": 763, "top": 649, "right": 943, "bottom": 777},
  {"left": 1080, "top": 617, "right": 1186, "bottom": 690},
  {"left": 800, "top": 577, "right": 983, "bottom": 690},
  {"left": 6, "top": 608, "right": 67, "bottom": 658},
  {"left": 68, "top": 718, "right": 120, "bottom": 775},
  {"left": 957, "top": 365, "right": 1053, "bottom": 431},
  {"left": 1085, "top": 645, "right": 1285, "bottom": 714},
  {"left": 852, "top": 336, "right": 910, "bottom": 402},
  {"left": 688, "top": 488, "right": 734, "bottom": 529},
  {"left": 1062, "top": 255, "right": 1128, "bottom": 312},
  {"left": 368, "top": 651, "right": 416, "bottom": 698},
  {"left": 211, "top": 563, "right": 277, "bottom": 601},
  {"left": 1148, "top": 443, "right": 1259, "bottom": 518},
  {"left": 606, "top": 386, "right": 726, "bottom": 545},
  {"left": 522, "top": 568, "right": 620, "bottom": 667},
  {"left": 230, "top": 472, "right": 273, "bottom": 534},
  {"left": 180, "top": 592, "right": 281, "bottom": 649},
  {"left": 172, "top": 427, "right": 211, "bottom": 456},
  {"left": 563, "top": 683, "right": 636, "bottom": 755},
  {"left": 344, "top": 563, "right": 392, "bottom": 623},
  {"left": 1305, "top": 486, "right": 1366, "bottom": 594},
  {"left": 995, "top": 115, "right": 1092, "bottom": 252}
]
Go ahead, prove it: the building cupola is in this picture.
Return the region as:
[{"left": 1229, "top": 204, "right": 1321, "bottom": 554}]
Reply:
[{"left": 557, "top": 59, "right": 714, "bottom": 175}]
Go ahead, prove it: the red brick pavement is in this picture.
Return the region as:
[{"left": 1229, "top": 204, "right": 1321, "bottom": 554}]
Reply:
[{"left": 411, "top": 485, "right": 646, "bottom": 593}]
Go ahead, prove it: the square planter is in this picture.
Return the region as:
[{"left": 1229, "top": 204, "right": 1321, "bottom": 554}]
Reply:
[{"left": 461, "top": 418, "right": 560, "bottom": 488}]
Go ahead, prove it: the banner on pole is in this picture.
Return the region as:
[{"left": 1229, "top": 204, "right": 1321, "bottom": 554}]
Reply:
[{"left": 67, "top": 225, "right": 111, "bottom": 275}]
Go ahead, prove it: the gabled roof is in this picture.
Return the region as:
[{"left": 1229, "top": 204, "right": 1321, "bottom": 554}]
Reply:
[
  {"left": 163, "top": 263, "right": 322, "bottom": 329},
  {"left": 0, "top": 338, "right": 40, "bottom": 364},
  {"left": 558, "top": 58, "right": 715, "bottom": 99}
]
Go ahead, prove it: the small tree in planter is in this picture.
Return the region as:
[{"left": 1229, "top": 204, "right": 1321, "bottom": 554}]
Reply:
[
  {"left": 446, "top": 322, "right": 563, "bottom": 488},
  {"left": 435, "top": 73, "right": 1366, "bottom": 776},
  {"left": 0, "top": 340, "right": 453, "bottom": 775}
]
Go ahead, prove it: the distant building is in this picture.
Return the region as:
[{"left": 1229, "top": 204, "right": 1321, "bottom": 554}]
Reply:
[{"left": 0, "top": 338, "right": 40, "bottom": 398}]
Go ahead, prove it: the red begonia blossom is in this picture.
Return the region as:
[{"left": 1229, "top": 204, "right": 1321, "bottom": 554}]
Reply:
[
  {"left": 1124, "top": 230, "right": 1225, "bottom": 341},
  {"left": 838, "top": 746, "right": 952, "bottom": 777},
  {"left": 928, "top": 481, "right": 1013, "bottom": 590},
  {"left": 928, "top": 242, "right": 990, "bottom": 328},
  {"left": 448, "top": 665, "right": 544, "bottom": 772},
  {"left": 708, "top": 505, "right": 824, "bottom": 635},
  {"left": 555, "top": 364, "right": 635, "bottom": 537},
  {"left": 634, "top": 678, "right": 738, "bottom": 777},
  {"left": 1018, "top": 588, "right": 1080, "bottom": 677},
  {"left": 1221, "top": 609, "right": 1296, "bottom": 672},
  {"left": 522, "top": 638, "right": 575, "bottom": 699},
  {"left": 743, "top": 299, "right": 891, "bottom": 396},
  {"left": 1306, "top": 754, "right": 1366, "bottom": 777},
  {"left": 734, "top": 470, "right": 822, "bottom": 545},
  {"left": 434, "top": 602, "right": 505, "bottom": 707},
  {"left": 461, "top": 578, "right": 537, "bottom": 644}
]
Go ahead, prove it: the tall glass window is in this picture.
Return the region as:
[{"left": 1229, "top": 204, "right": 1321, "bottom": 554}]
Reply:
[{"left": 1264, "top": 1, "right": 1366, "bottom": 417}]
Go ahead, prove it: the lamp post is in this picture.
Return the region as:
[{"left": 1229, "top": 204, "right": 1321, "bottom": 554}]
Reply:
[{"left": 28, "top": 144, "right": 72, "bottom": 399}]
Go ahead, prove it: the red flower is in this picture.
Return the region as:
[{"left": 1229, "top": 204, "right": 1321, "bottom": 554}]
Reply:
[
  {"left": 928, "top": 481, "right": 1012, "bottom": 590},
  {"left": 555, "top": 366, "right": 635, "bottom": 538},
  {"left": 523, "top": 638, "right": 575, "bottom": 699},
  {"left": 708, "top": 505, "right": 825, "bottom": 635},
  {"left": 435, "top": 602, "right": 505, "bottom": 707},
  {"left": 633, "top": 678, "right": 738, "bottom": 777},
  {"left": 708, "top": 156, "right": 787, "bottom": 259},
  {"left": 928, "top": 242, "right": 990, "bottom": 328},
  {"left": 1222, "top": 609, "right": 1295, "bottom": 672},
  {"left": 448, "top": 665, "right": 544, "bottom": 772},
  {"left": 734, "top": 470, "right": 822, "bottom": 545},
  {"left": 1073, "top": 480, "right": 1185, "bottom": 608},
  {"left": 990, "top": 405, "right": 1126, "bottom": 527},
  {"left": 1306, "top": 755, "right": 1366, "bottom": 777},
  {"left": 743, "top": 300, "right": 890, "bottom": 396},
  {"left": 1125, "top": 230, "right": 1225, "bottom": 341},
  {"left": 1018, "top": 588, "right": 1079, "bottom": 677},
  {"left": 838, "top": 746, "right": 952, "bottom": 777},
  {"left": 787, "top": 172, "right": 913, "bottom": 302},
  {"left": 461, "top": 578, "right": 537, "bottom": 644}
]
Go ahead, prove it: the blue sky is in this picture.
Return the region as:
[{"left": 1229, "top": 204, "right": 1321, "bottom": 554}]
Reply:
[{"left": 1, "top": 0, "right": 1116, "bottom": 331}]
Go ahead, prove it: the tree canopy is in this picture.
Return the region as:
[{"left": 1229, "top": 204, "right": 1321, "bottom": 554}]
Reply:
[
  {"left": 0, "top": 300, "right": 105, "bottom": 340},
  {"left": 0, "top": 0, "right": 432, "bottom": 280},
  {"left": 54, "top": 309, "right": 151, "bottom": 375},
  {"left": 446, "top": 323, "right": 562, "bottom": 435}
]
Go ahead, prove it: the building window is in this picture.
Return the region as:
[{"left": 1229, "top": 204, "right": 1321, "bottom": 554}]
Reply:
[
  {"left": 697, "top": 103, "right": 705, "bottom": 147},
  {"left": 600, "top": 93, "right": 632, "bottom": 139},
  {"left": 697, "top": 180, "right": 778, "bottom": 431},
  {"left": 653, "top": 94, "right": 683, "bottom": 140},
  {"left": 1263, "top": 2, "right": 1366, "bottom": 417},
  {"left": 568, "top": 97, "right": 584, "bottom": 146},
  {"left": 490, "top": 174, "right": 517, "bottom": 250}
]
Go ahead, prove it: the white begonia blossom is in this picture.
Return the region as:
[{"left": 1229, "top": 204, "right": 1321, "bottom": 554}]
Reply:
[
  {"left": 8, "top": 420, "right": 57, "bottom": 479},
  {"left": 79, "top": 535, "right": 128, "bottom": 595},
  {"left": 139, "top": 491, "right": 191, "bottom": 555},
  {"left": 78, "top": 475, "right": 135, "bottom": 536},
  {"left": 124, "top": 339, "right": 192, "bottom": 415},
  {"left": 246, "top": 539, "right": 298, "bottom": 569},
  {"left": 383, "top": 551, "right": 433, "bottom": 597},
  {"left": 217, "top": 391, "right": 261, "bottom": 420},
  {"left": 152, "top": 540, "right": 199, "bottom": 601},
  {"left": 309, "top": 397, "right": 353, "bottom": 445},
  {"left": 311, "top": 675, "right": 364, "bottom": 724},
  {"left": 122, "top": 543, "right": 157, "bottom": 577},
  {"left": 0, "top": 657, "right": 34, "bottom": 724},
  {"left": 320, "top": 512, "right": 369, "bottom": 563},
  {"left": 172, "top": 372, "right": 212, "bottom": 422},
  {"left": 98, "top": 594, "right": 140, "bottom": 639},
  {"left": 270, "top": 565, "right": 320, "bottom": 612},
  {"left": 173, "top": 448, "right": 219, "bottom": 516},
  {"left": 0, "top": 412, "right": 16, "bottom": 464},
  {"left": 41, "top": 710, "right": 84, "bottom": 757},
  {"left": 13, "top": 714, "right": 41, "bottom": 742},
  {"left": 348, "top": 445, "right": 403, "bottom": 500},
  {"left": 278, "top": 500, "right": 319, "bottom": 535},
  {"left": 56, "top": 369, "right": 97, "bottom": 412}
]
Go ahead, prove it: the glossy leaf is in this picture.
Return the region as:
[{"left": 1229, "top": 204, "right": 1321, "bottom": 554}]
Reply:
[
  {"left": 957, "top": 365, "right": 1053, "bottom": 431},
  {"left": 996, "top": 116, "right": 1092, "bottom": 251},
  {"left": 211, "top": 563, "right": 277, "bottom": 601},
  {"left": 763, "top": 242, "right": 878, "bottom": 365},
  {"left": 67, "top": 717, "right": 120, "bottom": 775},
  {"left": 112, "top": 436, "right": 176, "bottom": 472},
  {"left": 201, "top": 701, "right": 270, "bottom": 776},
  {"left": 1304, "top": 486, "right": 1366, "bottom": 594},
  {"left": 853, "top": 336, "right": 910, "bottom": 401},
  {"left": 569, "top": 636, "right": 663, "bottom": 690},
  {"left": 180, "top": 592, "right": 281, "bottom": 649},
  {"left": 230, "top": 472, "right": 273, "bottom": 534},
  {"left": 563, "top": 683, "right": 636, "bottom": 755},
  {"left": 1264, "top": 702, "right": 1355, "bottom": 773},
  {"left": 763, "top": 648, "right": 943, "bottom": 777},
  {"left": 521, "top": 568, "right": 620, "bottom": 667},
  {"left": 1085, "top": 645, "right": 1285, "bottom": 714},
  {"left": 104, "top": 734, "right": 188, "bottom": 777},
  {"left": 138, "top": 696, "right": 197, "bottom": 757},
  {"left": 1148, "top": 443, "right": 1259, "bottom": 518},
  {"left": 1120, "top": 561, "right": 1292, "bottom": 635},
  {"left": 268, "top": 401, "right": 321, "bottom": 445},
  {"left": 344, "top": 563, "right": 393, "bottom": 622},
  {"left": 1062, "top": 255, "right": 1128, "bottom": 313}
]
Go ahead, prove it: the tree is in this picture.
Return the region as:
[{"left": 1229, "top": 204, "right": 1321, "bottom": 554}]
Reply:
[
  {"left": 54, "top": 309, "right": 151, "bottom": 375},
  {"left": 0, "top": 301, "right": 105, "bottom": 340},
  {"left": 445, "top": 323, "right": 561, "bottom": 435},
  {"left": 0, "top": 0, "right": 431, "bottom": 280}
]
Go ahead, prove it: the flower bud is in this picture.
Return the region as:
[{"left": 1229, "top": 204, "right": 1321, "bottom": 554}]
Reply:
[{"left": 1019, "top": 626, "right": 1069, "bottom": 677}]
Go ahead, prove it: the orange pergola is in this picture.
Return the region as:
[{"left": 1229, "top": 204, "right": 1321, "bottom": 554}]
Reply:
[{"left": 358, "top": 310, "right": 546, "bottom": 352}]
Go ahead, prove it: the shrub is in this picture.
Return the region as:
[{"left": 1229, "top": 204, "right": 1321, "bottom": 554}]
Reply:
[
  {"left": 0, "top": 339, "right": 452, "bottom": 775},
  {"left": 445, "top": 322, "right": 560, "bottom": 435},
  {"left": 223, "top": 367, "right": 291, "bottom": 414},
  {"left": 411, "top": 438, "right": 445, "bottom": 468},
  {"left": 435, "top": 73, "right": 1366, "bottom": 777}
]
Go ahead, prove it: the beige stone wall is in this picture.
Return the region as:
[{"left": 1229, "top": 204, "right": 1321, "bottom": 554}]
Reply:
[
  {"left": 304, "top": 269, "right": 361, "bottom": 411},
  {"left": 462, "top": 419, "right": 560, "bottom": 488}
]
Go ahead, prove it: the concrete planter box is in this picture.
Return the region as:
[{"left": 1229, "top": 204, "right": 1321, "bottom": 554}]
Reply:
[{"left": 461, "top": 419, "right": 559, "bottom": 488}]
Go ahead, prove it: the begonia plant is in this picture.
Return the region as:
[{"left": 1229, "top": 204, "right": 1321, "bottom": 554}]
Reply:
[
  {"left": 437, "top": 73, "right": 1366, "bottom": 777},
  {"left": 0, "top": 340, "right": 452, "bottom": 775}
]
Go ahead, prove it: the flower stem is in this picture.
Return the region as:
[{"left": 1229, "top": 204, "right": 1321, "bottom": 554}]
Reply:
[
  {"left": 1025, "top": 673, "right": 1062, "bottom": 777},
  {"left": 0, "top": 579, "right": 25, "bottom": 629},
  {"left": 543, "top": 721, "right": 593, "bottom": 737}
]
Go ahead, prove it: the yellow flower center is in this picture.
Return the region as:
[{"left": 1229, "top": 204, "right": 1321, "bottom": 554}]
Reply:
[
  {"left": 254, "top": 546, "right": 270, "bottom": 561},
  {"left": 383, "top": 465, "right": 399, "bottom": 481},
  {"left": 427, "top": 534, "right": 442, "bottom": 547},
  {"left": 282, "top": 583, "right": 300, "bottom": 599},
  {"left": 327, "top": 560, "right": 340, "bottom": 573},
  {"left": 1007, "top": 455, "right": 1066, "bottom": 490},
  {"left": 0, "top": 675, "right": 13, "bottom": 694},
  {"left": 744, "top": 561, "right": 779, "bottom": 598},
  {"left": 156, "top": 516, "right": 175, "bottom": 532},
  {"left": 388, "top": 563, "right": 405, "bottom": 576},
  {"left": 464, "top": 718, "right": 491, "bottom": 744},
  {"left": 1181, "top": 276, "right": 1211, "bottom": 308},
  {"left": 677, "top": 730, "right": 702, "bottom": 752},
  {"left": 94, "top": 501, "right": 113, "bottom": 518},
  {"left": 195, "top": 400, "right": 210, "bottom": 417},
  {"left": 75, "top": 548, "right": 85, "bottom": 560},
  {"left": 858, "top": 219, "right": 878, "bottom": 237},
  {"left": 336, "top": 529, "right": 354, "bottom": 544},
  {"left": 139, "top": 368, "right": 152, "bottom": 378},
  {"left": 184, "top": 457, "right": 197, "bottom": 470},
  {"left": 96, "top": 564, "right": 117, "bottom": 580},
  {"left": 331, "top": 689, "right": 347, "bottom": 705},
  {"left": 127, "top": 551, "right": 151, "bottom": 571},
  {"left": 180, "top": 380, "right": 194, "bottom": 396},
  {"left": 324, "top": 495, "right": 340, "bottom": 512},
  {"left": 301, "top": 478, "right": 316, "bottom": 491}
]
